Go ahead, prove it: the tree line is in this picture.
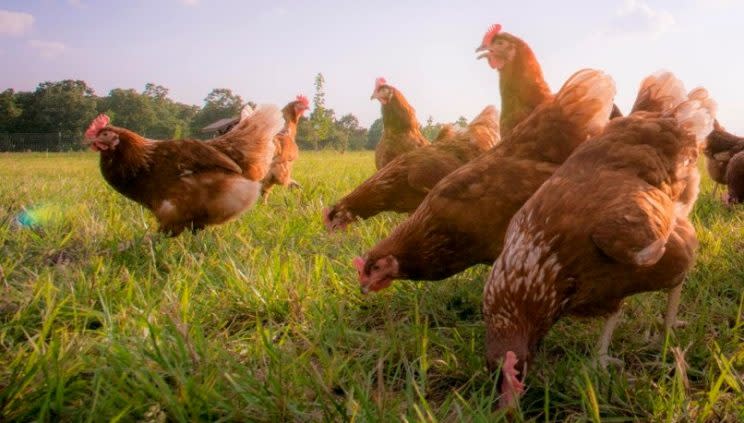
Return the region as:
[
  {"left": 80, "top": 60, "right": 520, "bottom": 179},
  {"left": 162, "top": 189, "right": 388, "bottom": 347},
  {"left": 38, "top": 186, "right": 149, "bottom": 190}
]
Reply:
[{"left": 0, "top": 73, "right": 455, "bottom": 151}]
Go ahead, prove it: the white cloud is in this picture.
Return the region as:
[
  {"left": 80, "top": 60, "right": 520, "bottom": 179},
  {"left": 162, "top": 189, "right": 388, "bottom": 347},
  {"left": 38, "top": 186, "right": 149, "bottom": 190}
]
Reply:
[
  {"left": 0, "top": 10, "right": 34, "bottom": 37},
  {"left": 180, "top": 0, "right": 199, "bottom": 5},
  {"left": 28, "top": 40, "right": 67, "bottom": 59},
  {"left": 607, "top": 0, "right": 675, "bottom": 38}
]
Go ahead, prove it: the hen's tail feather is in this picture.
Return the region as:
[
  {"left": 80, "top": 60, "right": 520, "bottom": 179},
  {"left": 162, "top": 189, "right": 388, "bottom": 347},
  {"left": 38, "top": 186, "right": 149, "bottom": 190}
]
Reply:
[
  {"left": 465, "top": 104, "right": 501, "bottom": 150},
  {"left": 631, "top": 71, "right": 687, "bottom": 114},
  {"left": 555, "top": 69, "right": 617, "bottom": 138},
  {"left": 671, "top": 88, "right": 717, "bottom": 146},
  {"left": 209, "top": 104, "right": 283, "bottom": 181},
  {"left": 434, "top": 124, "right": 458, "bottom": 142},
  {"left": 239, "top": 104, "right": 255, "bottom": 123}
]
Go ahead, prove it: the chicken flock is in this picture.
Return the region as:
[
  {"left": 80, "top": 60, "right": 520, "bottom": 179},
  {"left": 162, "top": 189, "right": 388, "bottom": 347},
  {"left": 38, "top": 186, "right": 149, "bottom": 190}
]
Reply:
[{"left": 83, "top": 23, "right": 742, "bottom": 410}]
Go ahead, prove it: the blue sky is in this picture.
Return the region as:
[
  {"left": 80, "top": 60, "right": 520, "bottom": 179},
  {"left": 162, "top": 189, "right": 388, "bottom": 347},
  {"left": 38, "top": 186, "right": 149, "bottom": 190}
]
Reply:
[{"left": 1, "top": 0, "right": 743, "bottom": 132}]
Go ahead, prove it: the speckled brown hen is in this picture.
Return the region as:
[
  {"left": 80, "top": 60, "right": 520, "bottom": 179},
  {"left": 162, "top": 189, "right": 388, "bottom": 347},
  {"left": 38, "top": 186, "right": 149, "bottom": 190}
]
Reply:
[
  {"left": 86, "top": 105, "right": 282, "bottom": 236},
  {"left": 370, "top": 78, "right": 429, "bottom": 170},
  {"left": 482, "top": 73, "right": 716, "bottom": 409},
  {"left": 355, "top": 69, "right": 616, "bottom": 293},
  {"left": 323, "top": 105, "right": 500, "bottom": 231},
  {"left": 261, "top": 95, "right": 310, "bottom": 201}
]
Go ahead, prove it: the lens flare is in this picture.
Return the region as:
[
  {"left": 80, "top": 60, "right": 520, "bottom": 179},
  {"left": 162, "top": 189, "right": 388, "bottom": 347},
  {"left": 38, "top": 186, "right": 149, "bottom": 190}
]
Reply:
[{"left": 15, "top": 204, "right": 57, "bottom": 229}]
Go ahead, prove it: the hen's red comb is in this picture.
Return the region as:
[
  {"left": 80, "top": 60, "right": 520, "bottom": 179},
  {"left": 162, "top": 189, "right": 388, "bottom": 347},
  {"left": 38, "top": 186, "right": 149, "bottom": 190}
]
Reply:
[
  {"left": 375, "top": 77, "right": 387, "bottom": 90},
  {"left": 296, "top": 94, "right": 309, "bottom": 107},
  {"left": 481, "top": 23, "right": 502, "bottom": 47},
  {"left": 85, "top": 114, "right": 110, "bottom": 140}
]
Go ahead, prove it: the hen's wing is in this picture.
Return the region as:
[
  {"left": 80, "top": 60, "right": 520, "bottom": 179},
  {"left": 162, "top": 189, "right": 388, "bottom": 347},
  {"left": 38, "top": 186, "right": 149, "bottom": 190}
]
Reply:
[
  {"left": 277, "top": 134, "right": 299, "bottom": 162},
  {"left": 591, "top": 186, "right": 675, "bottom": 267},
  {"left": 500, "top": 69, "right": 616, "bottom": 162},
  {"left": 154, "top": 140, "right": 243, "bottom": 175},
  {"left": 406, "top": 151, "right": 461, "bottom": 193}
]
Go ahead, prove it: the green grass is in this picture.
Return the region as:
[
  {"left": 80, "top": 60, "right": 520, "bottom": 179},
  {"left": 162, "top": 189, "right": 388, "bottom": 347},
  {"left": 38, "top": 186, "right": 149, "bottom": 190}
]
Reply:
[{"left": 0, "top": 151, "right": 742, "bottom": 422}]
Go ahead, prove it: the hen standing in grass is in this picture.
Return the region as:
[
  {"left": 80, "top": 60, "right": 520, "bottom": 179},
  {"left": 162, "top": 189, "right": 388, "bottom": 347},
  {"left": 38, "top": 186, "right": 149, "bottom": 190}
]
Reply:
[
  {"left": 482, "top": 73, "right": 716, "bottom": 409},
  {"left": 86, "top": 105, "right": 282, "bottom": 236},
  {"left": 355, "top": 69, "right": 616, "bottom": 293},
  {"left": 323, "top": 105, "right": 500, "bottom": 231},
  {"left": 261, "top": 95, "right": 310, "bottom": 201},
  {"left": 725, "top": 150, "right": 744, "bottom": 204},
  {"left": 703, "top": 121, "right": 744, "bottom": 202},
  {"left": 371, "top": 78, "right": 430, "bottom": 169}
]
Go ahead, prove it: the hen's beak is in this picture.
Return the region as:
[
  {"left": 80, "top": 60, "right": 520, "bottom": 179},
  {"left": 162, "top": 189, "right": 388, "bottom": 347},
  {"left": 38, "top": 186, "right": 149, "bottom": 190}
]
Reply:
[{"left": 475, "top": 45, "right": 490, "bottom": 60}]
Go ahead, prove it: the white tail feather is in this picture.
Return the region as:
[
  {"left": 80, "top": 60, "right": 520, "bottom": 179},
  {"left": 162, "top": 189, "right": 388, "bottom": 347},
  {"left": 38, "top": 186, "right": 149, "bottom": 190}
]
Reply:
[
  {"left": 466, "top": 105, "right": 501, "bottom": 149},
  {"left": 247, "top": 104, "right": 282, "bottom": 168},
  {"left": 556, "top": 69, "right": 617, "bottom": 137},
  {"left": 672, "top": 88, "right": 717, "bottom": 146},
  {"left": 240, "top": 104, "right": 255, "bottom": 122},
  {"left": 631, "top": 71, "right": 687, "bottom": 114}
]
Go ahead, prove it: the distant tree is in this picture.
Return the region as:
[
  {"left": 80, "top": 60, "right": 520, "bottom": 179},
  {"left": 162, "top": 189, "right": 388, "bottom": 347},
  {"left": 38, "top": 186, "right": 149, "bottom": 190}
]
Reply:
[
  {"left": 0, "top": 89, "right": 22, "bottom": 132},
  {"left": 422, "top": 115, "right": 441, "bottom": 141},
  {"left": 175, "top": 103, "right": 200, "bottom": 122},
  {"left": 143, "top": 83, "right": 191, "bottom": 139},
  {"left": 17, "top": 80, "right": 98, "bottom": 133},
  {"left": 10, "top": 91, "right": 36, "bottom": 132},
  {"left": 456, "top": 115, "right": 468, "bottom": 128},
  {"left": 366, "top": 118, "right": 383, "bottom": 150},
  {"left": 170, "top": 103, "right": 200, "bottom": 138},
  {"left": 295, "top": 116, "right": 314, "bottom": 149},
  {"left": 99, "top": 88, "right": 156, "bottom": 134},
  {"left": 308, "top": 73, "right": 334, "bottom": 150},
  {"left": 190, "top": 88, "right": 244, "bottom": 135},
  {"left": 338, "top": 113, "right": 360, "bottom": 132},
  {"left": 335, "top": 113, "right": 363, "bottom": 153},
  {"left": 143, "top": 83, "right": 169, "bottom": 101}
]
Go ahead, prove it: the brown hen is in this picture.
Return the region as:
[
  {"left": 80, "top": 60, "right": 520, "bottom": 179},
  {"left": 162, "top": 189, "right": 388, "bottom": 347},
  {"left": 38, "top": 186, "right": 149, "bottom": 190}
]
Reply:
[
  {"left": 726, "top": 150, "right": 744, "bottom": 204},
  {"left": 370, "top": 78, "right": 429, "bottom": 169},
  {"left": 86, "top": 105, "right": 282, "bottom": 236},
  {"left": 703, "top": 121, "right": 744, "bottom": 199},
  {"left": 482, "top": 72, "right": 716, "bottom": 408},
  {"left": 475, "top": 24, "right": 552, "bottom": 138},
  {"left": 261, "top": 95, "right": 310, "bottom": 201}
]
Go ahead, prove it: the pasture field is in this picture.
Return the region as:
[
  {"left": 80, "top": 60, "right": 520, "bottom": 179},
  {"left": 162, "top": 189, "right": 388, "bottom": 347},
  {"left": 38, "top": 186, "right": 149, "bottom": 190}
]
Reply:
[{"left": 0, "top": 151, "right": 742, "bottom": 422}]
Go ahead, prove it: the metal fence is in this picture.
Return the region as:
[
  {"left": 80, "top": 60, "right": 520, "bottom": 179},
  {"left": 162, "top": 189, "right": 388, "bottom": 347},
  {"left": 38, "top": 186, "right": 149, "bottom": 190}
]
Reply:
[{"left": 0, "top": 133, "right": 87, "bottom": 152}]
